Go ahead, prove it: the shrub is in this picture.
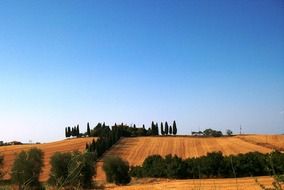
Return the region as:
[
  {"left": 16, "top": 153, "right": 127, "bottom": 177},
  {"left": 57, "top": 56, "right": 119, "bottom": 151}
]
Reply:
[
  {"left": 130, "top": 151, "right": 284, "bottom": 180},
  {"left": 164, "top": 155, "right": 187, "bottom": 178},
  {"left": 48, "top": 152, "right": 72, "bottom": 186},
  {"left": 103, "top": 156, "right": 131, "bottom": 185},
  {"left": 226, "top": 129, "right": 233, "bottom": 136},
  {"left": 48, "top": 151, "right": 95, "bottom": 189},
  {"left": 142, "top": 155, "right": 166, "bottom": 177},
  {"left": 11, "top": 148, "right": 44, "bottom": 189}
]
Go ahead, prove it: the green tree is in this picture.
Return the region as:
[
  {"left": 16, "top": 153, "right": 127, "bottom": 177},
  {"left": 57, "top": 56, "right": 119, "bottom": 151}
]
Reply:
[
  {"left": 87, "top": 122, "right": 91, "bottom": 136},
  {"left": 165, "top": 155, "right": 187, "bottom": 178},
  {"left": 65, "top": 127, "right": 68, "bottom": 138},
  {"left": 77, "top": 124, "right": 80, "bottom": 137},
  {"left": 226, "top": 129, "right": 233, "bottom": 136},
  {"left": 165, "top": 122, "right": 169, "bottom": 135},
  {"left": 160, "top": 122, "right": 164, "bottom": 135},
  {"left": 156, "top": 123, "right": 159, "bottom": 135},
  {"left": 169, "top": 125, "right": 173, "bottom": 135},
  {"left": 67, "top": 127, "right": 71, "bottom": 137},
  {"left": 151, "top": 121, "right": 155, "bottom": 136},
  {"left": 142, "top": 155, "right": 166, "bottom": 177},
  {"left": 173, "top": 120, "right": 177, "bottom": 135},
  {"left": 11, "top": 148, "right": 44, "bottom": 189},
  {"left": 103, "top": 156, "right": 131, "bottom": 185},
  {"left": 49, "top": 151, "right": 95, "bottom": 189}
]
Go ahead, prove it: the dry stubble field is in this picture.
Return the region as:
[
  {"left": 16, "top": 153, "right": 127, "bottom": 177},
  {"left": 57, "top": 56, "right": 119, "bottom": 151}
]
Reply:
[
  {"left": 100, "top": 135, "right": 284, "bottom": 189},
  {"left": 0, "top": 137, "right": 95, "bottom": 181},
  {"left": 105, "top": 176, "right": 279, "bottom": 190},
  {"left": 96, "top": 135, "right": 284, "bottom": 182}
]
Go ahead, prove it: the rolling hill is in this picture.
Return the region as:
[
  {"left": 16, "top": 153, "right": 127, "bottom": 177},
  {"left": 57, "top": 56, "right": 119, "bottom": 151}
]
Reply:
[
  {"left": 1, "top": 134, "right": 283, "bottom": 189},
  {"left": 96, "top": 135, "right": 284, "bottom": 182},
  {"left": 0, "top": 137, "right": 95, "bottom": 181}
]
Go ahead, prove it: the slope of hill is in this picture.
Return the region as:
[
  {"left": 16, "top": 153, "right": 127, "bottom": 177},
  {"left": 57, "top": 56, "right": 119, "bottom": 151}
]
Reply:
[
  {"left": 0, "top": 137, "right": 95, "bottom": 181},
  {"left": 96, "top": 135, "right": 284, "bottom": 181},
  {"left": 105, "top": 176, "right": 278, "bottom": 190},
  {"left": 237, "top": 134, "right": 284, "bottom": 151}
]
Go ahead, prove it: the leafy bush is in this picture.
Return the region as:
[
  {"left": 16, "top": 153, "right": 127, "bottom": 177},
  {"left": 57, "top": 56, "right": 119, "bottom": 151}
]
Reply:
[
  {"left": 11, "top": 148, "right": 44, "bottom": 189},
  {"left": 48, "top": 151, "right": 95, "bottom": 189},
  {"left": 203, "top": 128, "right": 223, "bottom": 137},
  {"left": 130, "top": 151, "right": 284, "bottom": 179},
  {"left": 103, "top": 156, "right": 131, "bottom": 185},
  {"left": 164, "top": 155, "right": 187, "bottom": 178},
  {"left": 141, "top": 155, "right": 166, "bottom": 177}
]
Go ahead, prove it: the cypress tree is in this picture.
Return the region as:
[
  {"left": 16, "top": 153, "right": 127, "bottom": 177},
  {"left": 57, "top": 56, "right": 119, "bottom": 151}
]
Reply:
[
  {"left": 156, "top": 123, "right": 159, "bottom": 135},
  {"left": 67, "top": 127, "right": 71, "bottom": 137},
  {"left": 173, "top": 120, "right": 177, "bottom": 135},
  {"left": 71, "top": 127, "right": 74, "bottom": 137},
  {"left": 77, "top": 124, "right": 80, "bottom": 137},
  {"left": 65, "top": 127, "right": 68, "bottom": 138},
  {"left": 169, "top": 125, "right": 173, "bottom": 135},
  {"left": 142, "top": 124, "right": 146, "bottom": 136},
  {"left": 151, "top": 121, "right": 155, "bottom": 136},
  {"left": 165, "top": 122, "right": 169, "bottom": 135},
  {"left": 160, "top": 122, "right": 164, "bottom": 135},
  {"left": 87, "top": 122, "right": 91, "bottom": 136}
]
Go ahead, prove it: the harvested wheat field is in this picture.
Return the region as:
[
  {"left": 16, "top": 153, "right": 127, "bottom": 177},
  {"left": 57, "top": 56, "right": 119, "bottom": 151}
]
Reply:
[
  {"left": 105, "top": 176, "right": 281, "bottom": 190},
  {"left": 96, "top": 135, "right": 283, "bottom": 181},
  {"left": 0, "top": 137, "right": 95, "bottom": 181},
  {"left": 237, "top": 134, "right": 284, "bottom": 151}
]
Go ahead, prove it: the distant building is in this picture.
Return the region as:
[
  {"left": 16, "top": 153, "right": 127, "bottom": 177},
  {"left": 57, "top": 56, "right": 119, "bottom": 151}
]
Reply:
[
  {"left": 9, "top": 141, "right": 22, "bottom": 145},
  {"left": 192, "top": 131, "right": 204, "bottom": 136}
]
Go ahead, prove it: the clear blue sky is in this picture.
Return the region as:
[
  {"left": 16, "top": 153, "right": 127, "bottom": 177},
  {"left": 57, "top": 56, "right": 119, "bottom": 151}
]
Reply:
[{"left": 0, "top": 0, "right": 283, "bottom": 142}]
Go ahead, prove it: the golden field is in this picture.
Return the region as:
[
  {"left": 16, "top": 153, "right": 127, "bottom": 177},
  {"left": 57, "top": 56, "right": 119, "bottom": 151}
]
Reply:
[
  {"left": 105, "top": 176, "right": 279, "bottom": 190},
  {"left": 237, "top": 134, "right": 284, "bottom": 151},
  {"left": 96, "top": 135, "right": 284, "bottom": 182},
  {"left": 0, "top": 137, "right": 95, "bottom": 181}
]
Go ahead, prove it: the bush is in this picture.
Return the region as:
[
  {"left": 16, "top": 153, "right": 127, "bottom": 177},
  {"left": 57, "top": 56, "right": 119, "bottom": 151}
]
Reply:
[
  {"left": 164, "top": 155, "right": 187, "bottom": 178},
  {"left": 130, "top": 151, "right": 284, "bottom": 179},
  {"left": 103, "top": 156, "right": 131, "bottom": 185},
  {"left": 48, "top": 152, "right": 72, "bottom": 186},
  {"left": 48, "top": 151, "right": 95, "bottom": 189},
  {"left": 226, "top": 129, "right": 233, "bottom": 136},
  {"left": 142, "top": 155, "right": 166, "bottom": 177},
  {"left": 11, "top": 148, "right": 44, "bottom": 189}
]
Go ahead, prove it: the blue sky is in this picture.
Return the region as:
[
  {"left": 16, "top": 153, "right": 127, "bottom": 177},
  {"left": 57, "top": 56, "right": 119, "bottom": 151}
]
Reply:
[{"left": 0, "top": 0, "right": 283, "bottom": 142}]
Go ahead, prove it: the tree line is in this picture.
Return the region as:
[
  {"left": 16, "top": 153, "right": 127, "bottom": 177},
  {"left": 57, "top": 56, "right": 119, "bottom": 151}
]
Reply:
[
  {"left": 66, "top": 121, "right": 178, "bottom": 139},
  {"left": 130, "top": 151, "right": 284, "bottom": 179}
]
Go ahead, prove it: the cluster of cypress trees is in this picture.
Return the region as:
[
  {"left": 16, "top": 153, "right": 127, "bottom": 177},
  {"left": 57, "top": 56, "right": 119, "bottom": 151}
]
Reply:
[
  {"left": 66, "top": 121, "right": 177, "bottom": 139},
  {"left": 65, "top": 125, "right": 80, "bottom": 138},
  {"left": 86, "top": 124, "right": 125, "bottom": 159},
  {"left": 160, "top": 121, "right": 177, "bottom": 135}
]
